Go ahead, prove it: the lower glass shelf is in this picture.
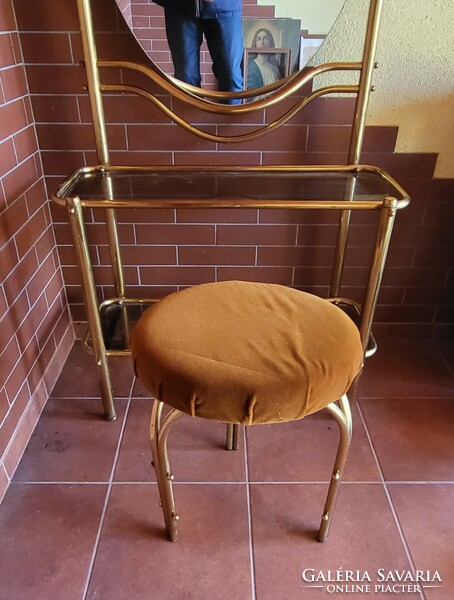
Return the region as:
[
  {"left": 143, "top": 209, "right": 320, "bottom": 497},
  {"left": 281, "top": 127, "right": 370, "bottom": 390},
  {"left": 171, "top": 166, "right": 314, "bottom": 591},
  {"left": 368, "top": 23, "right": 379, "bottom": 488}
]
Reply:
[
  {"left": 83, "top": 295, "right": 377, "bottom": 358},
  {"left": 329, "top": 298, "right": 377, "bottom": 358},
  {"left": 83, "top": 299, "right": 157, "bottom": 355}
]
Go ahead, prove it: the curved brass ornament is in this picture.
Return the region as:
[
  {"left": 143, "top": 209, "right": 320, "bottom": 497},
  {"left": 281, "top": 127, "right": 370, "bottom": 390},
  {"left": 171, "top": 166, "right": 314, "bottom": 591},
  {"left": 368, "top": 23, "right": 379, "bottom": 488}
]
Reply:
[
  {"left": 98, "top": 59, "right": 362, "bottom": 111},
  {"left": 96, "top": 59, "right": 363, "bottom": 143},
  {"left": 100, "top": 81, "right": 359, "bottom": 143}
]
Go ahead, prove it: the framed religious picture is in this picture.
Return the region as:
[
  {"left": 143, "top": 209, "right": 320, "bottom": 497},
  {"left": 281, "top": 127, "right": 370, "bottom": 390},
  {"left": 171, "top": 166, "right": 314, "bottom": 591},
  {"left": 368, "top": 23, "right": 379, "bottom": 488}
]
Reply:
[
  {"left": 244, "top": 47, "right": 291, "bottom": 99},
  {"left": 243, "top": 18, "right": 301, "bottom": 74}
]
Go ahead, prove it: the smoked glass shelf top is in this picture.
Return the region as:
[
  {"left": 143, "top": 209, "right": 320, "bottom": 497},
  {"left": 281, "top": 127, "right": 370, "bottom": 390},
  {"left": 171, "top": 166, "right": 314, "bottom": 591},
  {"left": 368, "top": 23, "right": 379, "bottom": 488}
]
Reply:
[{"left": 54, "top": 165, "right": 410, "bottom": 209}]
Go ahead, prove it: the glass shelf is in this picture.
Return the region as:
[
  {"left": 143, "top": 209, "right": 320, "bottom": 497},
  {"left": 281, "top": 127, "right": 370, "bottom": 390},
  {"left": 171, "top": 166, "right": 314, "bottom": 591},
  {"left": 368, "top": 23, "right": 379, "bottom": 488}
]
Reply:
[
  {"left": 54, "top": 164, "right": 410, "bottom": 210},
  {"left": 83, "top": 299, "right": 157, "bottom": 355}
]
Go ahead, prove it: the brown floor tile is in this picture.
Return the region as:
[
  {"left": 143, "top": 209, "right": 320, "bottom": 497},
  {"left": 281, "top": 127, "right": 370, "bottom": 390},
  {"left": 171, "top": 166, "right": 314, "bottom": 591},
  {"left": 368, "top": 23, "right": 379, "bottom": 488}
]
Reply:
[
  {"left": 13, "top": 398, "right": 127, "bottom": 482},
  {"left": 114, "top": 398, "right": 246, "bottom": 482},
  {"left": 247, "top": 404, "right": 380, "bottom": 483},
  {"left": 1, "top": 338, "right": 451, "bottom": 600},
  {"left": 359, "top": 340, "right": 454, "bottom": 398},
  {"left": 251, "top": 483, "right": 412, "bottom": 600},
  {"left": 0, "top": 484, "right": 106, "bottom": 600},
  {"left": 86, "top": 484, "right": 252, "bottom": 600},
  {"left": 359, "top": 398, "right": 454, "bottom": 481},
  {"left": 389, "top": 484, "right": 454, "bottom": 600},
  {"left": 131, "top": 375, "right": 150, "bottom": 398},
  {"left": 50, "top": 342, "right": 135, "bottom": 399}
]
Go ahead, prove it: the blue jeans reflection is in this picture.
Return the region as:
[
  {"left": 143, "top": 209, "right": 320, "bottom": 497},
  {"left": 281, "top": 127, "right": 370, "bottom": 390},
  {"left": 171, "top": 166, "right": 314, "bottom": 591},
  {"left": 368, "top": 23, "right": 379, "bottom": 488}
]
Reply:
[{"left": 164, "top": 10, "right": 243, "bottom": 105}]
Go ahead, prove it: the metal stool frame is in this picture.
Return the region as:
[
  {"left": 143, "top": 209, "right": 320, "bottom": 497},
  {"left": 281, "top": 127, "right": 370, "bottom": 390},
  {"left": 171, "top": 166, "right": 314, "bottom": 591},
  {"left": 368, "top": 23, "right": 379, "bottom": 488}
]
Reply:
[{"left": 149, "top": 394, "right": 352, "bottom": 543}]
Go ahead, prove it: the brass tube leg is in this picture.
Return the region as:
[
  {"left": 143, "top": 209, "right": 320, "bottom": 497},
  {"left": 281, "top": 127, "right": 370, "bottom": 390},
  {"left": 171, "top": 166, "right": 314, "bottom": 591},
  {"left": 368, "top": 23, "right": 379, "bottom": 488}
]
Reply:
[
  {"left": 225, "top": 423, "right": 240, "bottom": 451},
  {"left": 330, "top": 209, "right": 352, "bottom": 298},
  {"left": 348, "top": 0, "right": 384, "bottom": 165},
  {"left": 150, "top": 400, "right": 183, "bottom": 542},
  {"left": 77, "top": 1, "right": 126, "bottom": 304},
  {"left": 67, "top": 198, "right": 116, "bottom": 420},
  {"left": 330, "top": 175, "right": 358, "bottom": 298},
  {"left": 318, "top": 394, "right": 352, "bottom": 542},
  {"left": 345, "top": 368, "right": 362, "bottom": 409},
  {"left": 105, "top": 207, "right": 125, "bottom": 298},
  {"left": 359, "top": 197, "right": 397, "bottom": 354}
]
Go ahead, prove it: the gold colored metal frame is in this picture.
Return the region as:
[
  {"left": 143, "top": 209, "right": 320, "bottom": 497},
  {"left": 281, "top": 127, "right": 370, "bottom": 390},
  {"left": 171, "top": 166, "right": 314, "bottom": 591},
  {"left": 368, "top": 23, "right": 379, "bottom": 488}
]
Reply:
[
  {"left": 52, "top": 0, "right": 410, "bottom": 540},
  {"left": 150, "top": 394, "right": 352, "bottom": 542},
  {"left": 57, "top": 0, "right": 406, "bottom": 424}
]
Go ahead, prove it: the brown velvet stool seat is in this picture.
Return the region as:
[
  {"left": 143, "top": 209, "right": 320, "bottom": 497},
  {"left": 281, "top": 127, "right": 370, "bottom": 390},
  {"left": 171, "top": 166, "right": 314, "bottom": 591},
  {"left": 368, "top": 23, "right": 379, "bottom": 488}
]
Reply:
[{"left": 131, "top": 281, "right": 363, "bottom": 542}]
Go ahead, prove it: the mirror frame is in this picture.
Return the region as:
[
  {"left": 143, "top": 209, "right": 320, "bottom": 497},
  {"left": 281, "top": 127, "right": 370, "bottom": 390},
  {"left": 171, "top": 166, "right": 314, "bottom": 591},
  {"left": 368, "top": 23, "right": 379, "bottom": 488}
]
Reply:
[{"left": 78, "top": 0, "right": 383, "bottom": 166}]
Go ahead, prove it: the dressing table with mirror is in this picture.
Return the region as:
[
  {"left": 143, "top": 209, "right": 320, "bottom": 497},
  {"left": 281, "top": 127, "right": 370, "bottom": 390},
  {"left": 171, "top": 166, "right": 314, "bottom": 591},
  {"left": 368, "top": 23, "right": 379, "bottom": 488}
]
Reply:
[{"left": 52, "top": 0, "right": 410, "bottom": 422}]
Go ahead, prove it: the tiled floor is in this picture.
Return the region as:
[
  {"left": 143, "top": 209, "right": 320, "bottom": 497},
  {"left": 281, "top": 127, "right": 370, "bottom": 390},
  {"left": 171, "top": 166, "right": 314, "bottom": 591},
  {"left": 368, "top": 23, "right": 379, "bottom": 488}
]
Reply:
[{"left": 1, "top": 339, "right": 453, "bottom": 600}]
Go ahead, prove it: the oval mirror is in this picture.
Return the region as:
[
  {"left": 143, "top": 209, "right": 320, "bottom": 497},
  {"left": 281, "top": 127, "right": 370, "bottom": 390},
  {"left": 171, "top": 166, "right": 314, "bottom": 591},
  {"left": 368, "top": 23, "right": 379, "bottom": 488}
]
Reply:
[{"left": 115, "top": 0, "right": 346, "bottom": 94}]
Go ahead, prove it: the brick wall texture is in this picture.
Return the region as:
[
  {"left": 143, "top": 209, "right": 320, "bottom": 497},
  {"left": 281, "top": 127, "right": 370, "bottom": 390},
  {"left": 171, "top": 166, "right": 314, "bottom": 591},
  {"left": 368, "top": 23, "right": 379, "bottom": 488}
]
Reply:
[{"left": 0, "top": 0, "right": 73, "bottom": 498}]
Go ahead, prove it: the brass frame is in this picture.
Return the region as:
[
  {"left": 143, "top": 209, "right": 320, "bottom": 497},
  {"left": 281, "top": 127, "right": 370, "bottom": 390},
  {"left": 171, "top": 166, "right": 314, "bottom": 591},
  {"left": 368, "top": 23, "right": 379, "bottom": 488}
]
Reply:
[
  {"left": 149, "top": 394, "right": 352, "bottom": 542},
  {"left": 53, "top": 0, "right": 407, "bottom": 424}
]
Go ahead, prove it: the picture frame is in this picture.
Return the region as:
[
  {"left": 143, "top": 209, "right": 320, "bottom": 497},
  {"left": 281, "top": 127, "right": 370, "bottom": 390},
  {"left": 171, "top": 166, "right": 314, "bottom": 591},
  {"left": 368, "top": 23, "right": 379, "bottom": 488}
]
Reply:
[
  {"left": 299, "top": 30, "right": 326, "bottom": 69},
  {"left": 242, "top": 18, "right": 301, "bottom": 74},
  {"left": 244, "top": 47, "right": 291, "bottom": 97}
]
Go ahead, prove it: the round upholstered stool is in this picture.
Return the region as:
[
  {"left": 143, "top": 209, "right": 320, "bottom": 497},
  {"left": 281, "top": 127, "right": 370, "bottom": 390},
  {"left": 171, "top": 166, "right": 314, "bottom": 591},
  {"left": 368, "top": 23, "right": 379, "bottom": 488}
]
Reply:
[{"left": 131, "top": 281, "right": 363, "bottom": 542}]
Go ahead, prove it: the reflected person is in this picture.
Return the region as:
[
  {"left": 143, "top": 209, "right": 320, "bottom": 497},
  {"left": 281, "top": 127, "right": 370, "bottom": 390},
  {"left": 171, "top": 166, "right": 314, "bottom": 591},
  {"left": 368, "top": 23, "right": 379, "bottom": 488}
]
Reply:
[
  {"left": 153, "top": 0, "right": 243, "bottom": 104},
  {"left": 247, "top": 28, "right": 281, "bottom": 92}
]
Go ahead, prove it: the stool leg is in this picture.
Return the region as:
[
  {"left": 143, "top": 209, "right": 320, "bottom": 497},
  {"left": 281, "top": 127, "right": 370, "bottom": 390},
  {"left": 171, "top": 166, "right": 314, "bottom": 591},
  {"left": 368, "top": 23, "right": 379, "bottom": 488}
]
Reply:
[
  {"left": 318, "top": 394, "right": 352, "bottom": 542},
  {"left": 225, "top": 423, "right": 240, "bottom": 451},
  {"left": 150, "top": 400, "right": 183, "bottom": 542}
]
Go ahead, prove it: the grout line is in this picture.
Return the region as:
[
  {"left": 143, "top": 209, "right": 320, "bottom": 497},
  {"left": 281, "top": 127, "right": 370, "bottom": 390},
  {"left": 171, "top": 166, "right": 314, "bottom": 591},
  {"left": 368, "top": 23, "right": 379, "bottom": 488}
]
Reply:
[
  {"left": 12, "top": 479, "right": 454, "bottom": 486},
  {"left": 357, "top": 395, "right": 454, "bottom": 400},
  {"left": 80, "top": 479, "right": 115, "bottom": 599},
  {"left": 48, "top": 396, "right": 132, "bottom": 400},
  {"left": 11, "top": 481, "right": 113, "bottom": 485},
  {"left": 384, "top": 480, "right": 454, "bottom": 485},
  {"left": 81, "top": 389, "right": 133, "bottom": 600},
  {"left": 244, "top": 427, "right": 257, "bottom": 600},
  {"left": 0, "top": 280, "right": 59, "bottom": 386},
  {"left": 0, "top": 130, "right": 40, "bottom": 178},
  {"left": 357, "top": 403, "right": 427, "bottom": 600}
]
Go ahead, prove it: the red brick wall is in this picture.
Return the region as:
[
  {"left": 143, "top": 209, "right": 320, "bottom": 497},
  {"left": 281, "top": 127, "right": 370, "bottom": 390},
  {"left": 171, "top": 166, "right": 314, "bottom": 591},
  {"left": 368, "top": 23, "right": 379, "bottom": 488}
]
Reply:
[
  {"left": 13, "top": 0, "right": 454, "bottom": 348},
  {"left": 0, "top": 0, "right": 74, "bottom": 501}
]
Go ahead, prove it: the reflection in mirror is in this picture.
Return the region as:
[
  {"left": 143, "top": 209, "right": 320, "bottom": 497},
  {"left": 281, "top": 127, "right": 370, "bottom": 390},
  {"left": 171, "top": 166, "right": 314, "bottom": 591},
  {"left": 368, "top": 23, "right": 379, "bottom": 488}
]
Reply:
[{"left": 115, "top": 0, "right": 346, "bottom": 94}]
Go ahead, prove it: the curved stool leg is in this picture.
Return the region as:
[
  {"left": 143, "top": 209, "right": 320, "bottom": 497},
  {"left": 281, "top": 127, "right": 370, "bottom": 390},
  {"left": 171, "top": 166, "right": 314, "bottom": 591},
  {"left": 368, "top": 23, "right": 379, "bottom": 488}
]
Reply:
[
  {"left": 150, "top": 395, "right": 352, "bottom": 543},
  {"left": 225, "top": 423, "right": 240, "bottom": 450},
  {"left": 150, "top": 400, "right": 183, "bottom": 542},
  {"left": 318, "top": 394, "right": 352, "bottom": 542}
]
